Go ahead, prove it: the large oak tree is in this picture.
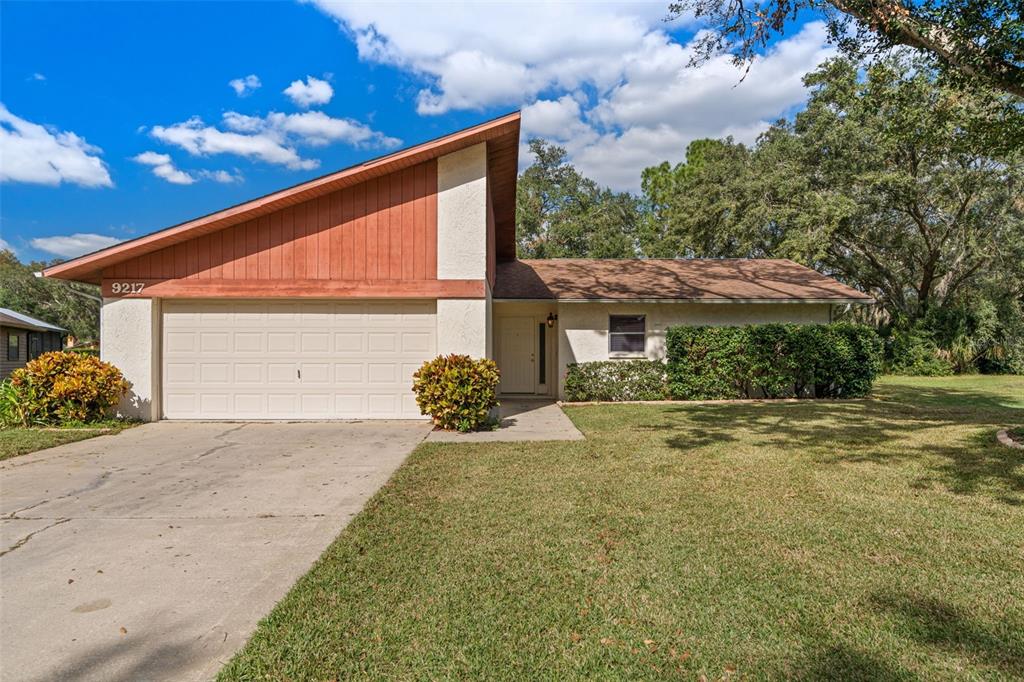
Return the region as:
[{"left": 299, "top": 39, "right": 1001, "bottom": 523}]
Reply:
[
  {"left": 668, "top": 0, "right": 1024, "bottom": 99},
  {"left": 639, "top": 56, "right": 1024, "bottom": 324}
]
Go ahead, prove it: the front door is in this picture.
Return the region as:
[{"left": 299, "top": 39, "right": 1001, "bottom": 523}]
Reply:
[{"left": 498, "top": 316, "right": 535, "bottom": 393}]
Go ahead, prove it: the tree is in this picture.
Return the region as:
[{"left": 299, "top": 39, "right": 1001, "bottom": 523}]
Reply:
[
  {"left": 640, "top": 56, "right": 1024, "bottom": 326},
  {"left": 0, "top": 250, "right": 101, "bottom": 341},
  {"left": 516, "top": 139, "right": 639, "bottom": 258},
  {"left": 668, "top": 0, "right": 1024, "bottom": 99}
]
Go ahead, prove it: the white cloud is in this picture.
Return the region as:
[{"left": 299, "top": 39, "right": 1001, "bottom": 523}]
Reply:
[
  {"left": 312, "top": 1, "right": 673, "bottom": 114},
  {"left": 0, "top": 237, "right": 15, "bottom": 254},
  {"left": 229, "top": 74, "right": 261, "bottom": 97},
  {"left": 133, "top": 150, "right": 196, "bottom": 185},
  {"left": 199, "top": 168, "right": 243, "bottom": 183},
  {"left": 31, "top": 233, "right": 122, "bottom": 259},
  {"left": 283, "top": 75, "right": 334, "bottom": 107},
  {"left": 150, "top": 116, "right": 320, "bottom": 170},
  {"left": 134, "top": 150, "right": 243, "bottom": 185},
  {"left": 0, "top": 103, "right": 113, "bottom": 188},
  {"left": 146, "top": 109, "right": 399, "bottom": 171},
  {"left": 231, "top": 110, "right": 402, "bottom": 148},
  {"left": 311, "top": 3, "right": 835, "bottom": 191},
  {"left": 29, "top": 73, "right": 46, "bottom": 82}
]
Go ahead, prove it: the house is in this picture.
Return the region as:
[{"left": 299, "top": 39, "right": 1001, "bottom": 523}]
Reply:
[
  {"left": 43, "top": 112, "right": 870, "bottom": 420},
  {"left": 1, "top": 308, "right": 67, "bottom": 380}
]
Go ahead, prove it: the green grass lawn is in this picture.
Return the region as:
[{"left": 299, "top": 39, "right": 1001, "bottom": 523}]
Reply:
[
  {"left": 0, "top": 421, "right": 137, "bottom": 461},
  {"left": 220, "top": 375, "right": 1024, "bottom": 681}
]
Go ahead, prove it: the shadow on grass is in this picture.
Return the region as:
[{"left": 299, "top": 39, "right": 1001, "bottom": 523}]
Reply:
[
  {"left": 635, "top": 384, "right": 1024, "bottom": 502},
  {"left": 870, "top": 590, "right": 1024, "bottom": 675},
  {"left": 788, "top": 644, "right": 912, "bottom": 681}
]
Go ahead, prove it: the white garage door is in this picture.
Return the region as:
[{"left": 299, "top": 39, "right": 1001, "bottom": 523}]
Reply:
[{"left": 162, "top": 300, "right": 435, "bottom": 419}]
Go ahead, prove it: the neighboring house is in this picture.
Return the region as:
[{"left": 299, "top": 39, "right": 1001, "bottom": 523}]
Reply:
[
  {"left": 0, "top": 308, "right": 67, "bottom": 380},
  {"left": 44, "top": 112, "right": 870, "bottom": 421}
]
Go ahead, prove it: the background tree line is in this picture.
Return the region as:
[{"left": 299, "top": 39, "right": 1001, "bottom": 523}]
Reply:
[
  {"left": 517, "top": 55, "right": 1024, "bottom": 374},
  {"left": 0, "top": 250, "right": 100, "bottom": 341}
]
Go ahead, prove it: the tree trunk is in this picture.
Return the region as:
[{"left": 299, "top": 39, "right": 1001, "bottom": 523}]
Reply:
[{"left": 829, "top": 0, "right": 1024, "bottom": 98}]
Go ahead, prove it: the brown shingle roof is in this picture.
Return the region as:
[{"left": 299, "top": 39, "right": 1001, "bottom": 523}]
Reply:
[{"left": 493, "top": 259, "right": 872, "bottom": 302}]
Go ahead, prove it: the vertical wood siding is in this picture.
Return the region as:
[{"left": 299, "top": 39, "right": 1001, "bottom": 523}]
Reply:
[{"left": 105, "top": 160, "right": 439, "bottom": 282}]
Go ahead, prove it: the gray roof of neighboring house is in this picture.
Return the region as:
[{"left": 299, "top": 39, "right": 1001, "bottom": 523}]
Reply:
[{"left": 0, "top": 308, "right": 67, "bottom": 333}]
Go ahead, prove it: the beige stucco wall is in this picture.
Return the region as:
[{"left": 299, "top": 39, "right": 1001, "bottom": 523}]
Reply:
[
  {"left": 436, "top": 142, "right": 487, "bottom": 281},
  {"left": 435, "top": 142, "right": 490, "bottom": 358},
  {"left": 101, "top": 297, "right": 161, "bottom": 420},
  {"left": 437, "top": 297, "right": 490, "bottom": 358},
  {"left": 556, "top": 301, "right": 832, "bottom": 397}
]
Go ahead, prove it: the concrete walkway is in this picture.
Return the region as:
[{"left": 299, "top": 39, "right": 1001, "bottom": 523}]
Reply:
[
  {"left": 426, "top": 399, "right": 584, "bottom": 443},
  {"left": 0, "top": 420, "right": 430, "bottom": 682}
]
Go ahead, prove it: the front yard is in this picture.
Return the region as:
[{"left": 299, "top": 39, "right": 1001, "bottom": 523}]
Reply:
[
  {"left": 220, "top": 375, "right": 1024, "bottom": 680},
  {"left": 0, "top": 421, "right": 136, "bottom": 461}
]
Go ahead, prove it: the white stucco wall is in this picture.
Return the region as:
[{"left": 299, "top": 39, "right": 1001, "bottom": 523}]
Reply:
[
  {"left": 437, "top": 297, "right": 490, "bottom": 358},
  {"left": 101, "top": 297, "right": 161, "bottom": 420},
  {"left": 556, "top": 301, "right": 832, "bottom": 397},
  {"left": 436, "top": 142, "right": 487, "bottom": 281}
]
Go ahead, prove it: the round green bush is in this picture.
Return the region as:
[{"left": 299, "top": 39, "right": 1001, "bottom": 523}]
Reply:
[
  {"left": 412, "top": 354, "right": 500, "bottom": 432},
  {"left": 1, "top": 351, "right": 131, "bottom": 427}
]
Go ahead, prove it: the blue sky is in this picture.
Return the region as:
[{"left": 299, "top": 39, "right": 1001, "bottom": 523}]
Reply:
[{"left": 0, "top": 1, "right": 830, "bottom": 264}]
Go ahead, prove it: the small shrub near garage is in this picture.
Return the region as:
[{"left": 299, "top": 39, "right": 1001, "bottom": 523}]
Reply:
[
  {"left": 666, "top": 323, "right": 882, "bottom": 400},
  {"left": 563, "top": 360, "right": 668, "bottom": 401},
  {"left": 412, "top": 354, "right": 500, "bottom": 432},
  {"left": 0, "top": 351, "right": 131, "bottom": 427}
]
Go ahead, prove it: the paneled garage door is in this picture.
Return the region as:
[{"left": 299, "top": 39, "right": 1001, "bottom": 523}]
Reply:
[{"left": 162, "top": 300, "right": 435, "bottom": 419}]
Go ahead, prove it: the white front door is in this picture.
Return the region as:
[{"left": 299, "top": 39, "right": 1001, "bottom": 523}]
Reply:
[
  {"left": 162, "top": 299, "right": 436, "bottom": 419},
  {"left": 498, "top": 316, "right": 535, "bottom": 393}
]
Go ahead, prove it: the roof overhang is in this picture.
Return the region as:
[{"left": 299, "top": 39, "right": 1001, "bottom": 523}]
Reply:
[
  {"left": 0, "top": 311, "right": 67, "bottom": 332},
  {"left": 494, "top": 297, "right": 874, "bottom": 304},
  {"left": 44, "top": 112, "right": 521, "bottom": 284}
]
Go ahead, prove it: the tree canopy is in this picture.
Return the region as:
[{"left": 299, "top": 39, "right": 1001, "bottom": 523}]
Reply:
[
  {"left": 667, "top": 0, "right": 1024, "bottom": 99},
  {"left": 515, "top": 55, "right": 1024, "bottom": 371},
  {"left": 0, "top": 250, "right": 101, "bottom": 341},
  {"left": 638, "top": 56, "right": 1024, "bottom": 325},
  {"left": 516, "top": 139, "right": 639, "bottom": 259}
]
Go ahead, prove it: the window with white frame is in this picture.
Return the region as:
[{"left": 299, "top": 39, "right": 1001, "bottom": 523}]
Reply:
[{"left": 609, "top": 315, "right": 645, "bottom": 355}]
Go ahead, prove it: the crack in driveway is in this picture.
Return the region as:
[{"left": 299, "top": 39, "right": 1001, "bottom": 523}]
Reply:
[
  {"left": 191, "top": 424, "right": 250, "bottom": 460},
  {"left": 0, "top": 518, "right": 70, "bottom": 557}
]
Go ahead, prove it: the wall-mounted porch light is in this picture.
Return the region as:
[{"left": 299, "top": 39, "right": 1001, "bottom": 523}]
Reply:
[{"left": 546, "top": 312, "right": 558, "bottom": 328}]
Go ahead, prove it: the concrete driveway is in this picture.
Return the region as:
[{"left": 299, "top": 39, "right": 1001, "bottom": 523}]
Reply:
[{"left": 0, "top": 420, "right": 430, "bottom": 682}]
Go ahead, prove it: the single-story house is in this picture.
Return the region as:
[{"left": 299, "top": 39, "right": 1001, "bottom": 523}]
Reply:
[
  {"left": 44, "top": 112, "right": 870, "bottom": 420},
  {"left": 1, "top": 308, "right": 67, "bottom": 380}
]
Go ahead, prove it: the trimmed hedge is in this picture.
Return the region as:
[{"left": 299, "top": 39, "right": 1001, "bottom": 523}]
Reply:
[
  {"left": 564, "top": 360, "right": 667, "bottom": 401},
  {"left": 666, "top": 323, "right": 882, "bottom": 400}
]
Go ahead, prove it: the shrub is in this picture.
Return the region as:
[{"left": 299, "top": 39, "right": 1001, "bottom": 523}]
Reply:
[
  {"left": 666, "top": 323, "right": 882, "bottom": 400},
  {"left": 807, "top": 323, "right": 884, "bottom": 398},
  {"left": 563, "top": 360, "right": 667, "bottom": 401},
  {"left": 1, "top": 351, "right": 131, "bottom": 427},
  {"left": 412, "top": 354, "right": 500, "bottom": 432},
  {"left": 884, "top": 330, "right": 954, "bottom": 376},
  {"left": 665, "top": 326, "right": 748, "bottom": 400}
]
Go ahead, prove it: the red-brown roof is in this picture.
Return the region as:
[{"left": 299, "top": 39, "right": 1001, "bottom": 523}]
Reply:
[
  {"left": 44, "top": 112, "right": 521, "bottom": 284},
  {"left": 493, "top": 259, "right": 872, "bottom": 302}
]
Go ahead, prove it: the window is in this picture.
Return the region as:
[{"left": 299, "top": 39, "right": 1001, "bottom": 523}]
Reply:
[
  {"left": 609, "top": 315, "right": 645, "bottom": 355},
  {"left": 7, "top": 333, "right": 19, "bottom": 361},
  {"left": 537, "top": 323, "right": 546, "bottom": 383}
]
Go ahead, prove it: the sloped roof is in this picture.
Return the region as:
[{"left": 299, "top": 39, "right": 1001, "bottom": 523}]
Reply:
[
  {"left": 44, "top": 112, "right": 521, "bottom": 284},
  {"left": 493, "top": 259, "right": 872, "bottom": 302},
  {"left": 0, "top": 308, "right": 67, "bottom": 332}
]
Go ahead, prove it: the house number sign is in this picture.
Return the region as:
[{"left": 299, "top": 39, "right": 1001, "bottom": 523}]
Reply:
[{"left": 110, "top": 282, "right": 146, "bottom": 294}]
